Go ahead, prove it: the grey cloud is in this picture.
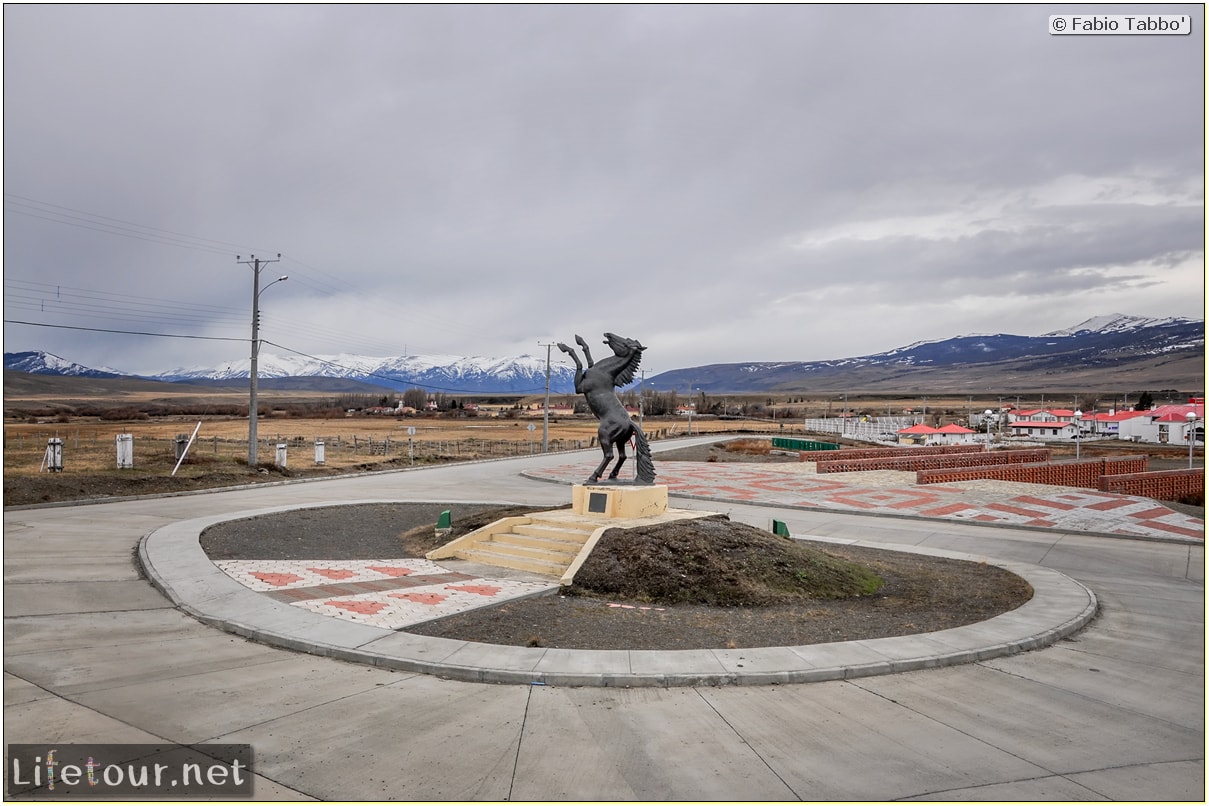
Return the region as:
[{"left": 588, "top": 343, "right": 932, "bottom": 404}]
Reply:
[{"left": 3, "top": 4, "right": 1203, "bottom": 374}]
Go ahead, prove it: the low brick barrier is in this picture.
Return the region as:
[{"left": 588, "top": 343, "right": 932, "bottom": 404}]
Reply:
[
  {"left": 1099, "top": 468, "right": 1204, "bottom": 501},
  {"left": 916, "top": 456, "right": 1149, "bottom": 489},
  {"left": 800, "top": 443, "right": 985, "bottom": 463},
  {"left": 817, "top": 449, "right": 1050, "bottom": 474}
]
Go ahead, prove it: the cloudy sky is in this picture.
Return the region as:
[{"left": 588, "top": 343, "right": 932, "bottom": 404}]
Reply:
[{"left": 4, "top": 4, "right": 1204, "bottom": 377}]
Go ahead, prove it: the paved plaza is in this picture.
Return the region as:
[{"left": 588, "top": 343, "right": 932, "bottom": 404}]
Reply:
[
  {"left": 528, "top": 459, "right": 1206, "bottom": 540},
  {"left": 4, "top": 438, "right": 1204, "bottom": 800}
]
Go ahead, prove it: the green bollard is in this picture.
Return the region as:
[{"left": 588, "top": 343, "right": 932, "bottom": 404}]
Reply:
[{"left": 435, "top": 509, "right": 452, "bottom": 537}]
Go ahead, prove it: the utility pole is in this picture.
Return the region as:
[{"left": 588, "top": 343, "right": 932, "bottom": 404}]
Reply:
[
  {"left": 638, "top": 368, "right": 647, "bottom": 427},
  {"left": 538, "top": 341, "right": 556, "bottom": 453},
  {"left": 238, "top": 254, "right": 285, "bottom": 468}
]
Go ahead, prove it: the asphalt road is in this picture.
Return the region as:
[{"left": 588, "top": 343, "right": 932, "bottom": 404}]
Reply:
[{"left": 4, "top": 440, "right": 1204, "bottom": 801}]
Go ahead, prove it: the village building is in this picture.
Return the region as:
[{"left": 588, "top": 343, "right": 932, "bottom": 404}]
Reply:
[
  {"left": 1116, "top": 402, "right": 1204, "bottom": 445},
  {"left": 896, "top": 423, "right": 941, "bottom": 445},
  {"left": 1084, "top": 410, "right": 1145, "bottom": 438},
  {"left": 1001, "top": 402, "right": 1203, "bottom": 445},
  {"left": 935, "top": 423, "right": 978, "bottom": 445},
  {"left": 1007, "top": 419, "right": 1080, "bottom": 441},
  {"left": 1008, "top": 408, "right": 1078, "bottom": 424}
]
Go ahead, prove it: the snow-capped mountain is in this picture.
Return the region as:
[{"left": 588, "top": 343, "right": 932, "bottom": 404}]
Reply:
[
  {"left": 1042, "top": 313, "right": 1194, "bottom": 337},
  {"left": 149, "top": 352, "right": 579, "bottom": 394},
  {"left": 6, "top": 314, "right": 1203, "bottom": 394},
  {"left": 3, "top": 349, "right": 579, "bottom": 393},
  {"left": 650, "top": 314, "right": 1204, "bottom": 392},
  {"left": 2, "top": 351, "right": 125, "bottom": 378}
]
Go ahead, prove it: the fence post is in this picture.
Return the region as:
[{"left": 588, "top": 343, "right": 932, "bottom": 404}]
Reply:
[
  {"left": 116, "top": 433, "right": 134, "bottom": 469},
  {"left": 43, "top": 438, "right": 64, "bottom": 472}
]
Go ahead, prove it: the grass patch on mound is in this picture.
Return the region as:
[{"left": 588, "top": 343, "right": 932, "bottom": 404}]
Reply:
[{"left": 567, "top": 515, "right": 883, "bottom": 607}]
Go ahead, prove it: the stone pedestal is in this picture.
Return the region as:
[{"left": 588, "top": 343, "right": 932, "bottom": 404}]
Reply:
[{"left": 571, "top": 484, "right": 669, "bottom": 519}]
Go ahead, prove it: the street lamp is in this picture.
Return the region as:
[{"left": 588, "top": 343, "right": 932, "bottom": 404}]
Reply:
[
  {"left": 984, "top": 410, "right": 993, "bottom": 451},
  {"left": 1187, "top": 411, "right": 1199, "bottom": 469},
  {"left": 1074, "top": 409, "right": 1082, "bottom": 460},
  {"left": 239, "top": 254, "right": 286, "bottom": 468}
]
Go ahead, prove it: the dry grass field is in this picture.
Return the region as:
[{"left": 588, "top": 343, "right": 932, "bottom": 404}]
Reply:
[
  {"left": 3, "top": 381, "right": 1021, "bottom": 479},
  {"left": 9, "top": 377, "right": 1190, "bottom": 507},
  {"left": 2, "top": 414, "right": 759, "bottom": 475}
]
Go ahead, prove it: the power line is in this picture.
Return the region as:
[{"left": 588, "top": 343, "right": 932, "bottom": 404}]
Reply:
[
  {"left": 4, "top": 194, "right": 256, "bottom": 254},
  {"left": 4, "top": 293, "right": 245, "bottom": 329},
  {"left": 4, "top": 279, "right": 246, "bottom": 317},
  {"left": 3, "top": 319, "right": 247, "bottom": 341},
  {"left": 3, "top": 194, "right": 490, "bottom": 355}
]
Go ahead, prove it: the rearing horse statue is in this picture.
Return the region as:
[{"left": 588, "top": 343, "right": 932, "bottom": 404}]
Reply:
[{"left": 558, "top": 333, "right": 657, "bottom": 485}]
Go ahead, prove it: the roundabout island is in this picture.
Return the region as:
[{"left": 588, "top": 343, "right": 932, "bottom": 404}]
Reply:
[{"left": 141, "top": 484, "right": 1098, "bottom": 687}]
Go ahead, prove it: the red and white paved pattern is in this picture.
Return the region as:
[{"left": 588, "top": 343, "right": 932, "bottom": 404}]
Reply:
[
  {"left": 527, "top": 460, "right": 1204, "bottom": 541},
  {"left": 214, "top": 559, "right": 556, "bottom": 629}
]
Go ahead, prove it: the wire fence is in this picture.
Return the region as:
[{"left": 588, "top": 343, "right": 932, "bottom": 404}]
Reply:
[
  {"left": 7, "top": 417, "right": 838, "bottom": 474},
  {"left": 803, "top": 416, "right": 923, "bottom": 443}
]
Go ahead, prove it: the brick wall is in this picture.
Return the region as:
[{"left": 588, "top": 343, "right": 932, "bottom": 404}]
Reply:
[
  {"left": 917, "top": 456, "right": 1149, "bottom": 489},
  {"left": 800, "top": 443, "right": 985, "bottom": 463},
  {"left": 1099, "top": 468, "right": 1204, "bottom": 501},
  {"left": 816, "top": 449, "right": 1051, "bottom": 474}
]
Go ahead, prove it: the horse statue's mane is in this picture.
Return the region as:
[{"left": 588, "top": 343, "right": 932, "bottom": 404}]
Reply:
[{"left": 602, "top": 332, "right": 644, "bottom": 388}]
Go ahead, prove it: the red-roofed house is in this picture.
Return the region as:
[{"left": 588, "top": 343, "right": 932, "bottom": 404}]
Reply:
[
  {"left": 897, "top": 423, "right": 940, "bottom": 445},
  {"left": 1007, "top": 406, "right": 1100, "bottom": 440},
  {"left": 1118, "top": 403, "right": 1204, "bottom": 445},
  {"left": 1008, "top": 419, "right": 1079, "bottom": 440},
  {"left": 1085, "top": 410, "right": 1147, "bottom": 438},
  {"left": 936, "top": 423, "right": 978, "bottom": 445},
  {"left": 1010, "top": 409, "right": 1077, "bottom": 424}
]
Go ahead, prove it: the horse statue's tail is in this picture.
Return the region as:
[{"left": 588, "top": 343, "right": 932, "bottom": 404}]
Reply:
[{"left": 633, "top": 424, "right": 657, "bottom": 485}]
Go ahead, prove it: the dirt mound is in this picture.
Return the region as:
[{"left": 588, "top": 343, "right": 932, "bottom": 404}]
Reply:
[{"left": 568, "top": 515, "right": 883, "bottom": 606}]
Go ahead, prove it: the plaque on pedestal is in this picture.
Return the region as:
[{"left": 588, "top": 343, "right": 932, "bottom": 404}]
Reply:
[{"left": 571, "top": 484, "right": 669, "bottom": 519}]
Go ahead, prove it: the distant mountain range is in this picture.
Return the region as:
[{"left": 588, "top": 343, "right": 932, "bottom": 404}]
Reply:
[
  {"left": 4, "top": 350, "right": 578, "bottom": 394},
  {"left": 5, "top": 314, "right": 1204, "bottom": 395},
  {"left": 3, "top": 351, "right": 126, "bottom": 378},
  {"left": 146, "top": 352, "right": 578, "bottom": 395},
  {"left": 652, "top": 314, "right": 1205, "bottom": 393}
]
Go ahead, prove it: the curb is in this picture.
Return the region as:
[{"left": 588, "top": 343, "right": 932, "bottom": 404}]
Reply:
[{"left": 139, "top": 502, "right": 1099, "bottom": 688}]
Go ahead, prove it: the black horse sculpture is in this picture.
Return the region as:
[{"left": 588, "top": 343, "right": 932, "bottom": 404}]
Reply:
[{"left": 558, "top": 333, "right": 656, "bottom": 485}]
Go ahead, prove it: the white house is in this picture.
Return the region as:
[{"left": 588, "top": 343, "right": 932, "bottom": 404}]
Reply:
[
  {"left": 897, "top": 424, "right": 940, "bottom": 445},
  {"left": 1009, "top": 408, "right": 1078, "bottom": 425},
  {"left": 936, "top": 423, "right": 978, "bottom": 445},
  {"left": 1008, "top": 419, "right": 1079, "bottom": 441},
  {"left": 1117, "top": 403, "right": 1204, "bottom": 445},
  {"left": 1084, "top": 410, "right": 1146, "bottom": 438}
]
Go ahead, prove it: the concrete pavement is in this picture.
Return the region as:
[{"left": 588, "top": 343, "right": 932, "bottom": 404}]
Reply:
[{"left": 4, "top": 440, "right": 1204, "bottom": 800}]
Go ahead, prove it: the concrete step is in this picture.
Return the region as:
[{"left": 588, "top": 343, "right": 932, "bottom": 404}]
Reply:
[
  {"left": 476, "top": 538, "right": 578, "bottom": 563},
  {"left": 491, "top": 533, "right": 583, "bottom": 554},
  {"left": 512, "top": 522, "right": 595, "bottom": 542},
  {"left": 434, "top": 514, "right": 604, "bottom": 578},
  {"left": 501, "top": 528, "right": 590, "bottom": 552},
  {"left": 457, "top": 548, "right": 568, "bottom": 577},
  {"left": 459, "top": 519, "right": 600, "bottom": 577}
]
